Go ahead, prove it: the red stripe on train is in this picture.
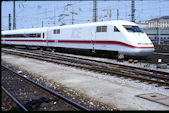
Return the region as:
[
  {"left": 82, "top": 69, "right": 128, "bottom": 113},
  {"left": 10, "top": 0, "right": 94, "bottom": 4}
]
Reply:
[
  {"left": 2, "top": 39, "right": 154, "bottom": 48},
  {"left": 58, "top": 40, "right": 154, "bottom": 48}
]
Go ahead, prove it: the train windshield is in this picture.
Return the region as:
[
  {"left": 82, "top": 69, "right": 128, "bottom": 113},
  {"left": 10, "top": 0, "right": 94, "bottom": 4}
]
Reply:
[{"left": 123, "top": 25, "right": 144, "bottom": 33}]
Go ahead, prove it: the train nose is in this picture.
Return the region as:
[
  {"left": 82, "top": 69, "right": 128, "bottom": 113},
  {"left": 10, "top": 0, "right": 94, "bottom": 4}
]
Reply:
[
  {"left": 123, "top": 47, "right": 155, "bottom": 56},
  {"left": 134, "top": 48, "right": 155, "bottom": 56}
]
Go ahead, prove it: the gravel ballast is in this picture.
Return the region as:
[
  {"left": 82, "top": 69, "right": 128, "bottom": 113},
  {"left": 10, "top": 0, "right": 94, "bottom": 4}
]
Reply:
[{"left": 1, "top": 53, "right": 169, "bottom": 110}]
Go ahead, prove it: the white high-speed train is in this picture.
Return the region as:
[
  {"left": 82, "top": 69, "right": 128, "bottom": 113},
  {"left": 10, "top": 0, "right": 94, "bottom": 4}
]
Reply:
[{"left": 1, "top": 20, "right": 154, "bottom": 56}]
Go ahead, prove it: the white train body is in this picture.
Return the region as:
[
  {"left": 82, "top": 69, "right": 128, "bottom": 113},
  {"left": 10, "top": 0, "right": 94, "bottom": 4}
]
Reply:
[{"left": 1, "top": 20, "right": 154, "bottom": 56}]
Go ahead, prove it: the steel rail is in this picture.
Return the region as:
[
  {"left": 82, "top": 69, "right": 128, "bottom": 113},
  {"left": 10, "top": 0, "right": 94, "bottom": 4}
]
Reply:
[
  {"left": 1, "top": 86, "right": 28, "bottom": 111},
  {"left": 2, "top": 49, "right": 169, "bottom": 86},
  {"left": 2, "top": 47, "right": 169, "bottom": 75},
  {"left": 4, "top": 47, "right": 169, "bottom": 76},
  {"left": 2, "top": 48, "right": 169, "bottom": 78},
  {"left": 1, "top": 64, "right": 90, "bottom": 111}
]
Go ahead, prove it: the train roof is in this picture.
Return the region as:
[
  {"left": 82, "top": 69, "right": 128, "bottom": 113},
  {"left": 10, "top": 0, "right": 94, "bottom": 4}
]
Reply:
[
  {"left": 2, "top": 20, "right": 137, "bottom": 34},
  {"left": 49, "top": 20, "right": 137, "bottom": 29},
  {"left": 2, "top": 27, "right": 48, "bottom": 35}
]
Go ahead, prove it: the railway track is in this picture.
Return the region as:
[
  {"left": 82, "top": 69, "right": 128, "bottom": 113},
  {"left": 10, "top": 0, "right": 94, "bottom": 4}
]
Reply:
[
  {"left": 1, "top": 64, "right": 90, "bottom": 111},
  {"left": 153, "top": 52, "right": 169, "bottom": 56},
  {"left": 3, "top": 46, "right": 169, "bottom": 64},
  {"left": 2, "top": 48, "right": 169, "bottom": 87}
]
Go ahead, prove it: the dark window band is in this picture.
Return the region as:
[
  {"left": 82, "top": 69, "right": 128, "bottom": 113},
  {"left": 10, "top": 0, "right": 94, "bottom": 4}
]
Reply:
[{"left": 1, "top": 33, "right": 41, "bottom": 38}]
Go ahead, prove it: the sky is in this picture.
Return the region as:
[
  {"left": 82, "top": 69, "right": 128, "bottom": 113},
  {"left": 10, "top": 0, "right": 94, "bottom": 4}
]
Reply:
[{"left": 1, "top": 0, "right": 169, "bottom": 30}]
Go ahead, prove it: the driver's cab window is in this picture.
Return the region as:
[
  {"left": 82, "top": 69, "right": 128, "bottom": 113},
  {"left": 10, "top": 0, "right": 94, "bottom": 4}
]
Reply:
[{"left": 114, "top": 26, "right": 120, "bottom": 32}]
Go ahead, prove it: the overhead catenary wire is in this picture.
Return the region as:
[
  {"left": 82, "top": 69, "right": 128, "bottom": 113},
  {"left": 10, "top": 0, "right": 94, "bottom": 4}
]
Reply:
[{"left": 2, "top": 0, "right": 169, "bottom": 30}]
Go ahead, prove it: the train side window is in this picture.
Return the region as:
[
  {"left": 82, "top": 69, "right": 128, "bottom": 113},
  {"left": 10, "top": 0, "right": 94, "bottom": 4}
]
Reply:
[
  {"left": 114, "top": 26, "right": 120, "bottom": 32},
  {"left": 57, "top": 29, "right": 60, "bottom": 34},
  {"left": 96, "top": 26, "right": 107, "bottom": 32},
  {"left": 36, "top": 33, "right": 41, "bottom": 37},
  {"left": 102, "top": 26, "right": 107, "bottom": 32},
  {"left": 96, "top": 26, "right": 101, "bottom": 32},
  {"left": 53, "top": 29, "right": 57, "bottom": 34},
  {"left": 53, "top": 29, "right": 60, "bottom": 34}
]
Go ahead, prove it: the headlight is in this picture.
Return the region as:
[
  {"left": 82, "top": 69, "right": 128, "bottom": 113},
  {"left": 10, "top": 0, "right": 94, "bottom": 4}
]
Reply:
[{"left": 138, "top": 43, "right": 153, "bottom": 45}]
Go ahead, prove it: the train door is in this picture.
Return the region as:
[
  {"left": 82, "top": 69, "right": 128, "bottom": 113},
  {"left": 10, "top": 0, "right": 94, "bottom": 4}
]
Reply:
[
  {"left": 91, "top": 31, "right": 96, "bottom": 53},
  {"left": 42, "top": 30, "right": 47, "bottom": 46},
  {"left": 46, "top": 29, "right": 48, "bottom": 46}
]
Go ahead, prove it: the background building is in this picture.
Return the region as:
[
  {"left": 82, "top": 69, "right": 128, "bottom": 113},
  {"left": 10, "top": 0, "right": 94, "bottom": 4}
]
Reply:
[
  {"left": 147, "top": 16, "right": 169, "bottom": 29},
  {"left": 137, "top": 16, "right": 169, "bottom": 45}
]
